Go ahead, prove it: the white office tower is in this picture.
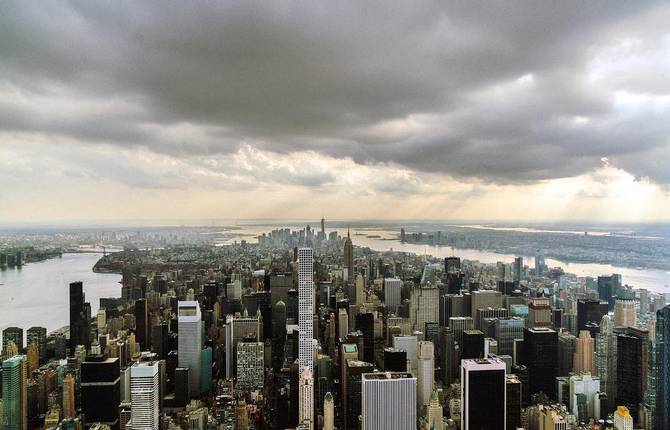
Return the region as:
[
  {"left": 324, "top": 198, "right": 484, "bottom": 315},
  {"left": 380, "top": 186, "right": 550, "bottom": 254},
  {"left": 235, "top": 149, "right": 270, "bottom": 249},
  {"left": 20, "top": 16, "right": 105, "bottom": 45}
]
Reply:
[
  {"left": 384, "top": 278, "right": 402, "bottom": 311},
  {"left": 130, "top": 361, "right": 159, "bottom": 430},
  {"left": 461, "top": 358, "right": 507, "bottom": 430},
  {"left": 298, "top": 248, "right": 314, "bottom": 373},
  {"left": 299, "top": 367, "right": 314, "bottom": 430},
  {"left": 178, "top": 301, "right": 202, "bottom": 396},
  {"left": 568, "top": 373, "right": 600, "bottom": 422},
  {"left": 417, "top": 341, "right": 435, "bottom": 407},
  {"left": 323, "top": 392, "right": 334, "bottom": 430},
  {"left": 361, "top": 372, "right": 417, "bottom": 430}
]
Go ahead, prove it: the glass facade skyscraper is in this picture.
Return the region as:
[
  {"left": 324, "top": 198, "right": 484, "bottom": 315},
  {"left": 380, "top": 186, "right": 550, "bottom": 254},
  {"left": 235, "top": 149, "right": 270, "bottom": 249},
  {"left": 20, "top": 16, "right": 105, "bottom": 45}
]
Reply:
[
  {"left": 178, "top": 301, "right": 202, "bottom": 397},
  {"left": 2, "top": 355, "right": 27, "bottom": 430}
]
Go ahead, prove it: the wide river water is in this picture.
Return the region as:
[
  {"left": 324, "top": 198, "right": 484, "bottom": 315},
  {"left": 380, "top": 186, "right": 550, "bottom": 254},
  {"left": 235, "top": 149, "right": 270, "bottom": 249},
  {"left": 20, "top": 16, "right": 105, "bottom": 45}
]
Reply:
[{"left": 0, "top": 253, "right": 121, "bottom": 334}]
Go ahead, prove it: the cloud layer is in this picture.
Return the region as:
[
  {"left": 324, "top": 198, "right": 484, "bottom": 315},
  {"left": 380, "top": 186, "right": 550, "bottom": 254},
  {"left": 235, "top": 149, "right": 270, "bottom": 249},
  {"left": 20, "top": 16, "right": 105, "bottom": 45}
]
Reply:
[{"left": 1, "top": 1, "right": 670, "bottom": 221}]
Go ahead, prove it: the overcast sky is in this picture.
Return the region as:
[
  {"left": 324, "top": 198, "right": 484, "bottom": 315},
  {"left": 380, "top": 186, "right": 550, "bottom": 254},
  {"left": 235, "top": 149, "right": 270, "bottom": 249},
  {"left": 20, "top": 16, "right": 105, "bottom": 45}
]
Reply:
[{"left": 1, "top": 1, "right": 669, "bottom": 223}]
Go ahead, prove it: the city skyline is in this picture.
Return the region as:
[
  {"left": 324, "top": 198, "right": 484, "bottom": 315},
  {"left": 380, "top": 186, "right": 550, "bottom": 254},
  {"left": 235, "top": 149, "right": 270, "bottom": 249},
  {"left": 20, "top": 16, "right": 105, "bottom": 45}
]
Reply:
[
  {"left": 1, "top": 222, "right": 669, "bottom": 428},
  {"left": 2, "top": 2, "right": 670, "bottom": 222},
  {"left": 2, "top": 2, "right": 670, "bottom": 429}
]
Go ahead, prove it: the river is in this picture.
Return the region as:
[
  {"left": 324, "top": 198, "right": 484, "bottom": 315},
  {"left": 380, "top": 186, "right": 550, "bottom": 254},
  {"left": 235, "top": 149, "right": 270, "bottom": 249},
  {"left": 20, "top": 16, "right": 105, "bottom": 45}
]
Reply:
[{"left": 0, "top": 253, "right": 121, "bottom": 334}]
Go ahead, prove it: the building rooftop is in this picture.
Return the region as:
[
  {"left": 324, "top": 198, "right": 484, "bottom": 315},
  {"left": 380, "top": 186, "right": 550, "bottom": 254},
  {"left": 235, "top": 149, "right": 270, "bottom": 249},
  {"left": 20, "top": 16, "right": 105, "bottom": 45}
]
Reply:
[{"left": 362, "top": 372, "right": 414, "bottom": 380}]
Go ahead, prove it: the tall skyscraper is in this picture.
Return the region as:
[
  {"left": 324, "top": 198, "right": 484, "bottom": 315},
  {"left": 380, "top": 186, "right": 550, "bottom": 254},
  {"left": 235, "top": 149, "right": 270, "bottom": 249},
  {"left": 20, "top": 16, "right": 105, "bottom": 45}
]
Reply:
[
  {"left": 417, "top": 341, "right": 434, "bottom": 407},
  {"left": 462, "top": 330, "right": 485, "bottom": 360},
  {"left": 130, "top": 361, "right": 160, "bottom": 430},
  {"left": 616, "top": 327, "right": 649, "bottom": 419},
  {"left": 150, "top": 321, "right": 169, "bottom": 359},
  {"left": 236, "top": 341, "right": 264, "bottom": 392},
  {"left": 439, "top": 327, "right": 457, "bottom": 385},
  {"left": 343, "top": 360, "right": 374, "bottom": 430},
  {"left": 513, "top": 256, "right": 523, "bottom": 284},
  {"left": 614, "top": 289, "right": 636, "bottom": 328},
  {"left": 299, "top": 367, "right": 314, "bottom": 430},
  {"left": 440, "top": 294, "right": 465, "bottom": 326},
  {"left": 2, "top": 327, "right": 24, "bottom": 353},
  {"left": 134, "top": 298, "right": 150, "bottom": 351},
  {"left": 343, "top": 228, "right": 354, "bottom": 283},
  {"left": 62, "top": 373, "right": 76, "bottom": 418},
  {"left": 534, "top": 251, "right": 546, "bottom": 276},
  {"left": 528, "top": 297, "right": 552, "bottom": 328},
  {"left": 558, "top": 331, "right": 577, "bottom": 376},
  {"left": 577, "top": 299, "right": 608, "bottom": 335},
  {"left": 409, "top": 284, "right": 439, "bottom": 332},
  {"left": 461, "top": 358, "right": 506, "bottom": 430},
  {"left": 355, "top": 273, "right": 365, "bottom": 305},
  {"left": 225, "top": 312, "right": 262, "bottom": 378},
  {"left": 361, "top": 372, "right": 417, "bottom": 430},
  {"left": 639, "top": 289, "right": 649, "bottom": 315},
  {"left": 26, "top": 327, "right": 47, "bottom": 365},
  {"left": 25, "top": 343, "right": 38, "bottom": 373},
  {"left": 383, "top": 278, "right": 402, "bottom": 311},
  {"left": 573, "top": 330, "right": 595, "bottom": 374},
  {"left": 81, "top": 356, "right": 121, "bottom": 428},
  {"left": 656, "top": 305, "right": 670, "bottom": 429},
  {"left": 338, "top": 308, "right": 349, "bottom": 340},
  {"left": 392, "top": 335, "right": 418, "bottom": 375},
  {"left": 495, "top": 317, "right": 525, "bottom": 356},
  {"left": 70, "top": 281, "right": 90, "bottom": 355},
  {"left": 384, "top": 348, "right": 407, "bottom": 372},
  {"left": 298, "top": 248, "right": 315, "bottom": 429},
  {"left": 2, "top": 355, "right": 27, "bottom": 430},
  {"left": 178, "top": 301, "right": 202, "bottom": 396},
  {"left": 596, "top": 314, "right": 616, "bottom": 408},
  {"left": 523, "top": 327, "right": 558, "bottom": 401},
  {"left": 567, "top": 373, "right": 600, "bottom": 423},
  {"left": 598, "top": 274, "right": 621, "bottom": 311},
  {"left": 298, "top": 248, "right": 314, "bottom": 373},
  {"left": 471, "top": 290, "right": 503, "bottom": 318},
  {"left": 69, "top": 281, "right": 91, "bottom": 354},
  {"left": 475, "top": 307, "right": 508, "bottom": 331},
  {"left": 272, "top": 300, "right": 287, "bottom": 370},
  {"left": 506, "top": 374, "right": 522, "bottom": 430},
  {"left": 445, "top": 256, "right": 461, "bottom": 273}
]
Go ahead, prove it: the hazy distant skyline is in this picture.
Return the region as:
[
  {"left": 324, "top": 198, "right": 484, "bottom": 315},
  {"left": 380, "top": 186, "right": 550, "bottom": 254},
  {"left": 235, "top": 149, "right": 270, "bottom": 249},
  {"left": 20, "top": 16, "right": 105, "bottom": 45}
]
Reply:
[{"left": 2, "top": 2, "right": 670, "bottom": 222}]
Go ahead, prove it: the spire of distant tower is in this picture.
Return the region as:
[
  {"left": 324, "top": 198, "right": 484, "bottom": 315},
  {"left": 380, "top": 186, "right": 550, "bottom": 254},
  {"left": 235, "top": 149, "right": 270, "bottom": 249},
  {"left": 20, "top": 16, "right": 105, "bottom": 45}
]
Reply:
[{"left": 347, "top": 224, "right": 350, "bottom": 239}]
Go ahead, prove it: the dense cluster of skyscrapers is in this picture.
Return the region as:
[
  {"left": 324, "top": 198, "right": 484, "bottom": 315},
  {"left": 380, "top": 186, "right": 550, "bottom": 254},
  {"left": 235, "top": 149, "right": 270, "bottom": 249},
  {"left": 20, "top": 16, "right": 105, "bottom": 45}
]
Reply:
[{"left": 0, "top": 222, "right": 669, "bottom": 430}]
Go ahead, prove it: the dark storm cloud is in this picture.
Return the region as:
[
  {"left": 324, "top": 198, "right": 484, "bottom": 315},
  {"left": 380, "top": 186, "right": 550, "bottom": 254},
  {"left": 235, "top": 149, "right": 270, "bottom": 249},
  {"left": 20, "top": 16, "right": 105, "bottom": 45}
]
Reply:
[{"left": 1, "top": 1, "right": 669, "bottom": 183}]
